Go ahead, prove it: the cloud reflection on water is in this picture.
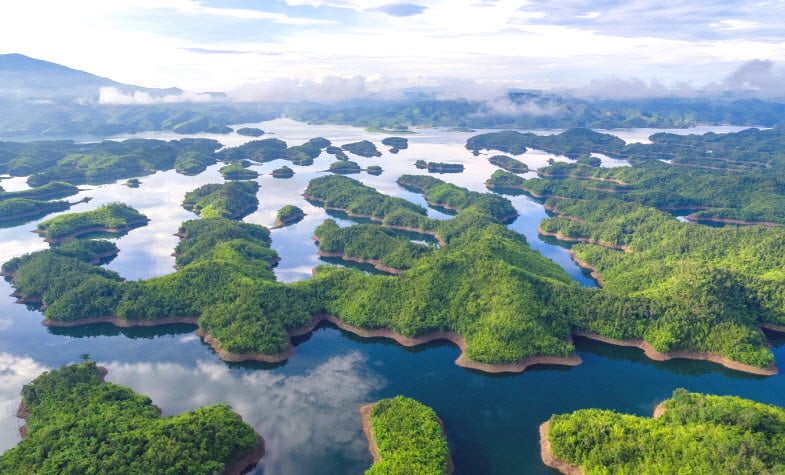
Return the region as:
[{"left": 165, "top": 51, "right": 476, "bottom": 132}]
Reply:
[
  {"left": 0, "top": 353, "right": 49, "bottom": 452},
  {"left": 103, "top": 351, "right": 385, "bottom": 474}
]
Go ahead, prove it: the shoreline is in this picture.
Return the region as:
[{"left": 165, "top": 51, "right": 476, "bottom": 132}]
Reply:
[
  {"left": 566, "top": 250, "right": 604, "bottom": 287},
  {"left": 34, "top": 218, "right": 150, "bottom": 243},
  {"left": 34, "top": 314, "right": 784, "bottom": 377},
  {"left": 316, "top": 250, "right": 402, "bottom": 274},
  {"left": 539, "top": 421, "right": 583, "bottom": 475},
  {"left": 573, "top": 331, "right": 778, "bottom": 376},
  {"left": 359, "top": 402, "right": 455, "bottom": 475},
  {"left": 537, "top": 227, "right": 630, "bottom": 253}
]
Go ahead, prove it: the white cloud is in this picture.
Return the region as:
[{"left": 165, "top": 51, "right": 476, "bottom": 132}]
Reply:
[
  {"left": 710, "top": 19, "right": 761, "bottom": 31},
  {"left": 98, "top": 87, "right": 221, "bottom": 105}
]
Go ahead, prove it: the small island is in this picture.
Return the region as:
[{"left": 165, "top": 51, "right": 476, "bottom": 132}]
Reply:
[
  {"left": 542, "top": 389, "right": 785, "bottom": 474},
  {"left": 0, "top": 361, "right": 264, "bottom": 475},
  {"left": 415, "top": 160, "right": 464, "bottom": 173},
  {"left": 271, "top": 165, "right": 294, "bottom": 178},
  {"left": 0, "top": 198, "right": 71, "bottom": 226},
  {"left": 381, "top": 137, "right": 408, "bottom": 154},
  {"left": 329, "top": 160, "right": 362, "bottom": 174},
  {"left": 182, "top": 181, "right": 259, "bottom": 220},
  {"left": 366, "top": 165, "right": 383, "bottom": 175},
  {"left": 125, "top": 178, "right": 140, "bottom": 187},
  {"left": 361, "top": 396, "right": 452, "bottom": 475},
  {"left": 35, "top": 202, "right": 148, "bottom": 242},
  {"left": 326, "top": 145, "right": 350, "bottom": 161},
  {"left": 274, "top": 204, "right": 305, "bottom": 228},
  {"left": 220, "top": 163, "right": 259, "bottom": 180},
  {"left": 342, "top": 140, "right": 382, "bottom": 158},
  {"left": 236, "top": 127, "right": 265, "bottom": 137},
  {"left": 0, "top": 181, "right": 79, "bottom": 202},
  {"left": 488, "top": 155, "right": 528, "bottom": 173}
]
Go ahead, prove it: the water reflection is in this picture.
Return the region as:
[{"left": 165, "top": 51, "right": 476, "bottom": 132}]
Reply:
[{"left": 0, "top": 353, "right": 49, "bottom": 452}]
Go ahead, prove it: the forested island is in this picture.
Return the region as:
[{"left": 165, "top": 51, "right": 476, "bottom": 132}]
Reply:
[
  {"left": 329, "top": 160, "right": 362, "bottom": 174},
  {"left": 414, "top": 160, "right": 465, "bottom": 173},
  {"left": 182, "top": 181, "right": 259, "bottom": 220},
  {"left": 236, "top": 127, "right": 264, "bottom": 137},
  {"left": 542, "top": 389, "right": 785, "bottom": 474},
  {"left": 274, "top": 205, "right": 305, "bottom": 228},
  {"left": 361, "top": 396, "right": 451, "bottom": 475},
  {"left": 381, "top": 137, "right": 408, "bottom": 153},
  {"left": 342, "top": 140, "right": 382, "bottom": 158},
  {"left": 272, "top": 165, "right": 294, "bottom": 178},
  {"left": 488, "top": 155, "right": 528, "bottom": 173},
  {"left": 0, "top": 361, "right": 264, "bottom": 475},
  {"left": 0, "top": 198, "right": 72, "bottom": 226},
  {"left": 220, "top": 163, "right": 258, "bottom": 180},
  {"left": 35, "top": 202, "right": 148, "bottom": 242}
]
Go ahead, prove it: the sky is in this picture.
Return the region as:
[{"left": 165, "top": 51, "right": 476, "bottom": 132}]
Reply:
[{"left": 2, "top": 0, "right": 785, "bottom": 102}]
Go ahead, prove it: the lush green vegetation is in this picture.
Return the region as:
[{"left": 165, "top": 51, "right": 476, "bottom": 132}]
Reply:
[
  {"left": 6, "top": 139, "right": 224, "bottom": 186},
  {"left": 326, "top": 146, "right": 350, "bottom": 161},
  {"left": 467, "top": 128, "right": 625, "bottom": 157},
  {"left": 314, "top": 219, "right": 432, "bottom": 270},
  {"left": 36, "top": 203, "right": 147, "bottom": 241},
  {"left": 381, "top": 137, "right": 408, "bottom": 153},
  {"left": 0, "top": 181, "right": 78, "bottom": 202},
  {"left": 414, "top": 161, "right": 464, "bottom": 173},
  {"left": 305, "top": 175, "right": 427, "bottom": 220},
  {"left": 236, "top": 127, "right": 264, "bottom": 137},
  {"left": 366, "top": 396, "right": 449, "bottom": 475},
  {"left": 217, "top": 138, "right": 288, "bottom": 163},
  {"left": 0, "top": 361, "right": 261, "bottom": 475},
  {"left": 182, "top": 181, "right": 259, "bottom": 219},
  {"left": 342, "top": 140, "right": 382, "bottom": 157},
  {"left": 126, "top": 178, "right": 140, "bottom": 188},
  {"left": 366, "top": 165, "right": 383, "bottom": 175},
  {"left": 275, "top": 205, "right": 304, "bottom": 227},
  {"left": 488, "top": 155, "right": 528, "bottom": 173},
  {"left": 285, "top": 137, "right": 331, "bottom": 166},
  {"left": 329, "top": 160, "right": 362, "bottom": 174},
  {"left": 547, "top": 389, "right": 785, "bottom": 474},
  {"left": 0, "top": 198, "right": 71, "bottom": 225},
  {"left": 220, "top": 163, "right": 259, "bottom": 180},
  {"left": 271, "top": 165, "right": 294, "bottom": 178},
  {"left": 397, "top": 174, "right": 517, "bottom": 222}
]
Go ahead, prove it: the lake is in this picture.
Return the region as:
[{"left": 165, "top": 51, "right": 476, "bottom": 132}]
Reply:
[{"left": 2, "top": 119, "right": 783, "bottom": 474}]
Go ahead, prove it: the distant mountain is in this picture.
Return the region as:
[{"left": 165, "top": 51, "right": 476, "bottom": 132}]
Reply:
[{"left": 0, "top": 53, "right": 182, "bottom": 102}]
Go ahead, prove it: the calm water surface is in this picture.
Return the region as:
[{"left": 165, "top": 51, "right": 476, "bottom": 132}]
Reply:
[{"left": 1, "top": 120, "right": 783, "bottom": 474}]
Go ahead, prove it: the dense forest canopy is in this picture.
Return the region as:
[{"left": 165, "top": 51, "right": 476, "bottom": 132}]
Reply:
[{"left": 547, "top": 389, "right": 785, "bottom": 474}]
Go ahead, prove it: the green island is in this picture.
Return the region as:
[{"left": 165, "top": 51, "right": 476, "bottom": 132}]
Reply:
[
  {"left": 219, "top": 163, "right": 259, "bottom": 180},
  {"left": 7, "top": 166, "right": 785, "bottom": 374},
  {"left": 342, "top": 140, "right": 382, "bottom": 158},
  {"left": 414, "top": 160, "right": 465, "bottom": 173},
  {"left": 396, "top": 174, "right": 518, "bottom": 223},
  {"left": 35, "top": 202, "right": 148, "bottom": 242},
  {"left": 361, "top": 396, "right": 451, "bottom": 475},
  {"left": 125, "top": 178, "right": 140, "bottom": 188},
  {"left": 381, "top": 137, "right": 408, "bottom": 154},
  {"left": 488, "top": 155, "right": 528, "bottom": 173},
  {"left": 314, "top": 219, "right": 432, "bottom": 272},
  {"left": 329, "top": 160, "right": 362, "bottom": 174},
  {"left": 217, "top": 137, "right": 330, "bottom": 167},
  {"left": 182, "top": 181, "right": 259, "bottom": 220},
  {"left": 542, "top": 389, "right": 785, "bottom": 474},
  {"left": 274, "top": 204, "right": 305, "bottom": 228},
  {"left": 366, "top": 165, "right": 383, "bottom": 175},
  {"left": 0, "top": 198, "right": 71, "bottom": 226},
  {"left": 271, "top": 165, "right": 294, "bottom": 178},
  {"left": 326, "top": 145, "right": 350, "bottom": 161},
  {"left": 0, "top": 181, "right": 79, "bottom": 202},
  {"left": 236, "top": 127, "right": 264, "bottom": 137},
  {"left": 0, "top": 361, "right": 264, "bottom": 475}
]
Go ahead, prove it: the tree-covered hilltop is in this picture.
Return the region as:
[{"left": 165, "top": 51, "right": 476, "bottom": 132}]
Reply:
[
  {"left": 10, "top": 139, "right": 224, "bottom": 187},
  {"left": 305, "top": 174, "right": 428, "bottom": 220},
  {"left": 275, "top": 205, "right": 305, "bottom": 228},
  {"left": 236, "top": 127, "right": 264, "bottom": 137},
  {"left": 539, "top": 197, "right": 785, "bottom": 367},
  {"left": 0, "top": 361, "right": 262, "bottom": 475},
  {"left": 182, "top": 181, "right": 259, "bottom": 220},
  {"left": 271, "top": 165, "right": 294, "bottom": 178},
  {"left": 217, "top": 137, "right": 330, "bottom": 166},
  {"left": 0, "top": 181, "right": 79, "bottom": 202},
  {"left": 396, "top": 174, "right": 517, "bottom": 223},
  {"left": 342, "top": 140, "right": 382, "bottom": 158},
  {"left": 35, "top": 202, "right": 148, "bottom": 242},
  {"left": 0, "top": 198, "right": 71, "bottom": 226},
  {"left": 220, "top": 163, "right": 259, "bottom": 180},
  {"left": 314, "top": 219, "right": 433, "bottom": 271},
  {"left": 329, "top": 160, "right": 362, "bottom": 174},
  {"left": 488, "top": 155, "right": 528, "bottom": 173},
  {"left": 381, "top": 136, "right": 408, "bottom": 153},
  {"left": 545, "top": 389, "right": 785, "bottom": 474},
  {"left": 365, "top": 396, "right": 450, "bottom": 475}
]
